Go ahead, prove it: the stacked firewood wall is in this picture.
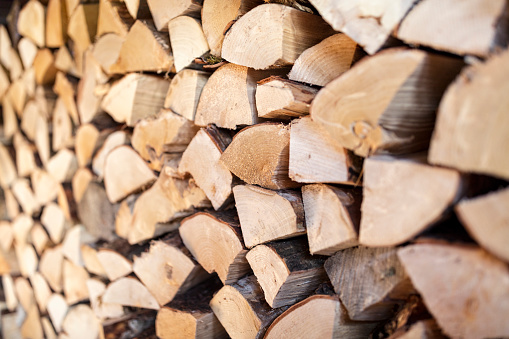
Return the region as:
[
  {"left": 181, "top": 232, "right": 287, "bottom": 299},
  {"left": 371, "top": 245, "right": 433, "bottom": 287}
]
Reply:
[{"left": 0, "top": 0, "right": 508, "bottom": 338}]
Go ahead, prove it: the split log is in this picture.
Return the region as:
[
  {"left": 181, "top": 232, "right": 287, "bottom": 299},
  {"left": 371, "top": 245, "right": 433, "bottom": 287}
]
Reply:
[
  {"left": 8, "top": 48, "right": 23, "bottom": 81},
  {"left": 233, "top": 185, "right": 305, "bottom": 248},
  {"left": 62, "top": 225, "right": 95, "bottom": 267},
  {"left": 0, "top": 143, "right": 17, "bottom": 188},
  {"left": 102, "top": 277, "right": 160, "bottom": 310},
  {"left": 7, "top": 78, "right": 26, "bottom": 116},
  {"left": 18, "top": 37, "right": 38, "bottom": 69},
  {"left": 71, "top": 168, "right": 93, "bottom": 203},
  {"left": 97, "top": 0, "right": 133, "bottom": 38},
  {"left": 2, "top": 274, "right": 18, "bottom": 311},
  {"left": 115, "top": 194, "right": 137, "bottom": 239},
  {"left": 255, "top": 77, "right": 318, "bottom": 119},
  {"left": 30, "top": 272, "right": 52, "bottom": 313},
  {"left": 179, "top": 212, "right": 251, "bottom": 284},
  {"left": 429, "top": 48, "right": 509, "bottom": 181},
  {"left": 178, "top": 126, "right": 233, "bottom": 209},
  {"left": 53, "top": 72, "right": 79, "bottom": 124},
  {"left": 67, "top": 3, "right": 99, "bottom": 53},
  {"left": 246, "top": 237, "right": 327, "bottom": 308},
  {"left": 146, "top": 0, "right": 202, "bottom": 31},
  {"left": 17, "top": 0, "right": 46, "bottom": 47},
  {"left": 15, "top": 243, "right": 38, "bottom": 277},
  {"left": 311, "top": 48, "right": 464, "bottom": 157},
  {"left": 61, "top": 305, "right": 102, "bottom": 339},
  {"left": 12, "top": 179, "right": 40, "bottom": 215},
  {"left": 86, "top": 278, "right": 124, "bottom": 320},
  {"left": 163, "top": 69, "right": 209, "bottom": 121},
  {"left": 265, "top": 294, "right": 377, "bottom": 339},
  {"left": 15, "top": 276, "right": 36, "bottom": 311},
  {"left": 397, "top": 0, "right": 508, "bottom": 57},
  {"left": 220, "top": 123, "right": 298, "bottom": 189},
  {"left": 324, "top": 246, "right": 413, "bottom": 321},
  {"left": 210, "top": 275, "right": 286, "bottom": 339},
  {"left": 132, "top": 109, "right": 198, "bottom": 170},
  {"left": 0, "top": 221, "right": 14, "bottom": 252},
  {"left": 398, "top": 243, "right": 509, "bottom": 339},
  {"left": 20, "top": 101, "right": 41, "bottom": 141},
  {"left": 47, "top": 294, "right": 68, "bottom": 332},
  {"left": 13, "top": 133, "right": 36, "bottom": 177},
  {"left": 288, "top": 34, "right": 359, "bottom": 86},
  {"left": 75, "top": 124, "right": 99, "bottom": 168},
  {"left": 0, "top": 25, "right": 12, "bottom": 68},
  {"left": 128, "top": 166, "right": 210, "bottom": 244},
  {"left": 124, "top": 0, "right": 150, "bottom": 19},
  {"left": 168, "top": 16, "right": 209, "bottom": 72},
  {"left": 39, "top": 245, "right": 63, "bottom": 292},
  {"left": 63, "top": 259, "right": 90, "bottom": 305},
  {"left": 30, "top": 223, "right": 49, "bottom": 255},
  {"left": 45, "top": 0, "right": 67, "bottom": 47},
  {"left": 109, "top": 20, "right": 173, "bottom": 73},
  {"left": 81, "top": 245, "right": 107, "bottom": 277},
  {"left": 97, "top": 249, "right": 133, "bottom": 281},
  {"left": 103, "top": 145, "right": 156, "bottom": 203},
  {"left": 92, "top": 130, "right": 128, "bottom": 178},
  {"left": 12, "top": 214, "right": 33, "bottom": 246},
  {"left": 2, "top": 97, "right": 18, "bottom": 140},
  {"left": 51, "top": 98, "right": 74, "bottom": 151},
  {"left": 31, "top": 168, "right": 59, "bottom": 206},
  {"left": 359, "top": 157, "right": 462, "bottom": 247},
  {"left": 56, "top": 183, "right": 73, "bottom": 222},
  {"left": 289, "top": 117, "right": 361, "bottom": 184},
  {"left": 2, "top": 313, "right": 22, "bottom": 339},
  {"left": 91, "top": 33, "right": 124, "bottom": 75},
  {"left": 65, "top": 0, "right": 80, "bottom": 17},
  {"left": 308, "top": 0, "right": 417, "bottom": 54},
  {"left": 46, "top": 148, "right": 78, "bottom": 183},
  {"left": 34, "top": 112, "right": 50, "bottom": 166},
  {"left": 101, "top": 73, "right": 169, "bottom": 126},
  {"left": 77, "top": 50, "right": 108, "bottom": 124},
  {"left": 77, "top": 182, "right": 117, "bottom": 241},
  {"left": 222, "top": 4, "right": 335, "bottom": 69},
  {"left": 34, "top": 85, "right": 57, "bottom": 119},
  {"left": 194, "top": 63, "right": 281, "bottom": 129},
  {"left": 21, "top": 68, "right": 36, "bottom": 99},
  {"left": 33, "top": 49, "right": 57, "bottom": 85},
  {"left": 133, "top": 233, "right": 209, "bottom": 306},
  {"left": 41, "top": 317, "right": 57, "bottom": 339},
  {"left": 21, "top": 304, "right": 43, "bottom": 339},
  {"left": 54, "top": 45, "right": 79, "bottom": 77}
]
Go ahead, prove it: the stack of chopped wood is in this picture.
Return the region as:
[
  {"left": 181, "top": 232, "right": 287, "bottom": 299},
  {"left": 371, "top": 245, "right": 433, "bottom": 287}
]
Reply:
[{"left": 0, "top": 0, "right": 508, "bottom": 338}]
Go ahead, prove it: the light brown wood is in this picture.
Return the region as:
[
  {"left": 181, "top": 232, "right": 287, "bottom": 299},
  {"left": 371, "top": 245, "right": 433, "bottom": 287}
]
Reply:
[
  {"left": 34, "top": 84, "right": 57, "bottom": 119},
  {"left": 51, "top": 98, "right": 74, "bottom": 151},
  {"left": 302, "top": 184, "right": 361, "bottom": 256},
  {"left": 288, "top": 34, "right": 359, "bottom": 86},
  {"left": 21, "top": 67, "right": 36, "bottom": 99},
  {"left": 41, "top": 317, "right": 57, "bottom": 339},
  {"left": 40, "top": 245, "right": 64, "bottom": 293},
  {"left": 115, "top": 193, "right": 137, "bottom": 239},
  {"left": 178, "top": 126, "right": 232, "bottom": 210},
  {"left": 54, "top": 45, "right": 79, "bottom": 77},
  {"left": 46, "top": 148, "right": 78, "bottom": 183},
  {"left": 7, "top": 48, "right": 23, "bottom": 82},
  {"left": 146, "top": 0, "right": 202, "bottom": 31},
  {"left": 81, "top": 245, "right": 107, "bottom": 277},
  {"left": 168, "top": 16, "right": 209, "bottom": 72},
  {"left": 72, "top": 168, "right": 93, "bottom": 203},
  {"left": 45, "top": 0, "right": 67, "bottom": 47},
  {"left": 18, "top": 0, "right": 46, "bottom": 47},
  {"left": 4, "top": 188, "right": 20, "bottom": 221},
  {"left": 92, "top": 130, "right": 128, "bottom": 179},
  {"left": 30, "top": 272, "right": 52, "bottom": 313},
  {"left": 34, "top": 109, "right": 51, "bottom": 167},
  {"left": 47, "top": 293, "right": 68, "bottom": 332},
  {"left": 97, "top": 249, "right": 133, "bottom": 281},
  {"left": 92, "top": 33, "right": 125, "bottom": 75},
  {"left": 12, "top": 179, "right": 40, "bottom": 215},
  {"left": 67, "top": 3, "right": 99, "bottom": 53},
  {"left": 102, "top": 277, "right": 160, "bottom": 310},
  {"left": 30, "top": 223, "right": 49, "bottom": 255},
  {"left": 124, "top": 0, "right": 150, "bottom": 19},
  {"left": 2, "top": 313, "right": 22, "bottom": 339},
  {"left": 2, "top": 97, "right": 18, "bottom": 141},
  {"left": 15, "top": 276, "right": 36, "bottom": 311},
  {"left": 234, "top": 185, "right": 305, "bottom": 248},
  {"left": 12, "top": 214, "right": 33, "bottom": 246},
  {"left": 31, "top": 168, "right": 59, "bottom": 206},
  {"left": 0, "top": 221, "right": 14, "bottom": 252},
  {"left": 65, "top": 0, "right": 79, "bottom": 17},
  {"left": 63, "top": 259, "right": 90, "bottom": 304},
  {"left": 18, "top": 37, "right": 38, "bottom": 69},
  {"left": 2, "top": 274, "right": 18, "bottom": 311},
  {"left": 97, "top": 0, "right": 133, "bottom": 38},
  {"left": 21, "top": 304, "right": 43, "bottom": 339},
  {"left": 62, "top": 225, "right": 95, "bottom": 267},
  {"left": 77, "top": 50, "right": 109, "bottom": 124},
  {"left": 221, "top": 123, "right": 298, "bottom": 189},
  {"left": 87, "top": 278, "right": 124, "bottom": 320},
  {"left": 75, "top": 124, "right": 100, "bottom": 168},
  {"left": 7, "top": 79, "right": 26, "bottom": 118},
  {"left": 13, "top": 132, "right": 36, "bottom": 178},
  {"left": 15, "top": 243, "right": 38, "bottom": 277},
  {"left": 0, "top": 25, "right": 12, "bottom": 68},
  {"left": 101, "top": 73, "right": 169, "bottom": 126},
  {"left": 56, "top": 183, "right": 72, "bottom": 221},
  {"left": 398, "top": 243, "right": 509, "bottom": 339},
  {"left": 109, "top": 19, "right": 173, "bottom": 74},
  {"left": 0, "top": 143, "right": 17, "bottom": 188},
  {"left": 20, "top": 100, "right": 41, "bottom": 141},
  {"left": 53, "top": 71, "right": 79, "bottom": 124},
  {"left": 325, "top": 246, "right": 413, "bottom": 321},
  {"left": 33, "top": 49, "right": 57, "bottom": 85},
  {"left": 61, "top": 304, "right": 103, "bottom": 339},
  {"left": 77, "top": 182, "right": 117, "bottom": 241},
  {"left": 359, "top": 157, "right": 461, "bottom": 247},
  {"left": 429, "top": 48, "right": 509, "bottom": 181},
  {"left": 41, "top": 202, "right": 69, "bottom": 243},
  {"left": 0, "top": 67, "right": 9, "bottom": 101}
]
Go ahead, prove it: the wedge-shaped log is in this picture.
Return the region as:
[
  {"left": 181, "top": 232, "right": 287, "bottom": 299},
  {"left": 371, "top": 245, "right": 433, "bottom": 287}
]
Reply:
[
  {"left": 210, "top": 275, "right": 286, "bottom": 339},
  {"left": 62, "top": 305, "right": 102, "bottom": 339},
  {"left": 12, "top": 179, "right": 40, "bottom": 216},
  {"left": 234, "top": 185, "right": 305, "bottom": 248},
  {"left": 397, "top": 0, "right": 508, "bottom": 57},
  {"left": 180, "top": 212, "right": 251, "bottom": 284},
  {"left": 75, "top": 124, "right": 99, "bottom": 168},
  {"left": 30, "top": 273, "right": 52, "bottom": 313},
  {"left": 18, "top": 37, "right": 37, "bottom": 69},
  {"left": 178, "top": 126, "right": 232, "bottom": 210},
  {"left": 360, "top": 157, "right": 461, "bottom": 247},
  {"left": 77, "top": 51, "right": 108, "bottom": 124},
  {"left": 309, "top": 0, "right": 417, "bottom": 54},
  {"left": 30, "top": 223, "right": 49, "bottom": 255},
  {"left": 54, "top": 45, "right": 79, "bottom": 77},
  {"left": 164, "top": 69, "right": 209, "bottom": 121},
  {"left": 110, "top": 20, "right": 173, "bottom": 73},
  {"left": 96, "top": 249, "right": 133, "bottom": 281},
  {"left": 221, "top": 123, "right": 298, "bottom": 189},
  {"left": 302, "top": 184, "right": 361, "bottom": 255},
  {"left": 40, "top": 245, "right": 63, "bottom": 293},
  {"left": 46, "top": 0, "right": 67, "bottom": 47},
  {"left": 398, "top": 243, "right": 509, "bottom": 339},
  {"left": 311, "top": 48, "right": 464, "bottom": 157},
  {"left": 325, "top": 246, "right": 413, "bottom": 321},
  {"left": 2, "top": 274, "right": 18, "bottom": 311},
  {"left": 77, "top": 182, "right": 117, "bottom": 241},
  {"left": 21, "top": 304, "right": 43, "bottom": 339},
  {"left": 82, "top": 245, "right": 107, "bottom": 278},
  {"left": 13, "top": 132, "right": 36, "bottom": 178},
  {"left": 265, "top": 295, "right": 378, "bottom": 339},
  {"left": 247, "top": 237, "right": 326, "bottom": 308},
  {"left": 2, "top": 97, "right": 18, "bottom": 140},
  {"left": 63, "top": 259, "right": 90, "bottom": 305},
  {"left": 222, "top": 4, "right": 335, "bottom": 69},
  {"left": 133, "top": 232, "right": 209, "bottom": 306},
  {"left": 97, "top": 0, "right": 133, "bottom": 38},
  {"left": 18, "top": 0, "right": 45, "bottom": 47},
  {"left": 31, "top": 168, "right": 59, "bottom": 206},
  {"left": 0, "top": 143, "right": 17, "bottom": 188},
  {"left": 146, "top": 0, "right": 202, "bottom": 31},
  {"left": 92, "top": 130, "right": 128, "bottom": 178},
  {"left": 53, "top": 72, "right": 79, "bottom": 124},
  {"left": 67, "top": 3, "right": 98, "bottom": 53},
  {"left": 51, "top": 99, "right": 74, "bottom": 151},
  {"left": 102, "top": 277, "right": 160, "bottom": 310},
  {"left": 124, "top": 0, "right": 151, "bottom": 19},
  {"left": 115, "top": 194, "right": 138, "bottom": 239},
  {"left": 62, "top": 225, "right": 95, "bottom": 267},
  {"left": 101, "top": 73, "right": 169, "bottom": 126},
  {"left": 289, "top": 34, "right": 359, "bottom": 86},
  {"left": 92, "top": 33, "right": 124, "bottom": 75},
  {"left": 46, "top": 148, "right": 78, "bottom": 183},
  {"left": 429, "top": 48, "right": 509, "bottom": 180},
  {"left": 87, "top": 278, "right": 124, "bottom": 321},
  {"left": 168, "top": 16, "right": 209, "bottom": 72}
]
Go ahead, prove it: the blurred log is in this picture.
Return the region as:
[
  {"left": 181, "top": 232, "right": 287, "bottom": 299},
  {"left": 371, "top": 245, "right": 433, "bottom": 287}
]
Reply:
[
  {"left": 18, "top": 0, "right": 46, "bottom": 47},
  {"left": 102, "top": 277, "right": 160, "bottom": 310},
  {"left": 61, "top": 305, "right": 103, "bottom": 339},
  {"left": 97, "top": 0, "right": 133, "bottom": 38},
  {"left": 87, "top": 278, "right": 125, "bottom": 320},
  {"left": 96, "top": 249, "right": 133, "bottom": 281},
  {"left": 47, "top": 294, "right": 68, "bottom": 332},
  {"left": 63, "top": 259, "right": 90, "bottom": 304},
  {"left": 31, "top": 168, "right": 59, "bottom": 206},
  {"left": 77, "top": 182, "right": 117, "bottom": 241},
  {"left": 46, "top": 0, "right": 67, "bottom": 47},
  {"left": 92, "top": 130, "right": 128, "bottom": 179},
  {"left": 51, "top": 98, "right": 74, "bottom": 151},
  {"left": 77, "top": 50, "right": 108, "bottom": 124},
  {"left": 40, "top": 245, "right": 64, "bottom": 292},
  {"left": 71, "top": 168, "right": 93, "bottom": 203},
  {"left": 92, "top": 33, "right": 124, "bottom": 75},
  {"left": 53, "top": 71, "right": 79, "bottom": 124},
  {"left": 18, "top": 37, "right": 38, "bottom": 69},
  {"left": 146, "top": 0, "right": 202, "bottom": 31}
]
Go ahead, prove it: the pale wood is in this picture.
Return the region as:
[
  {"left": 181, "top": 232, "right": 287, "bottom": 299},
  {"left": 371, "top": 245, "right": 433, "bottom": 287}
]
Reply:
[
  {"left": 194, "top": 63, "right": 278, "bottom": 129},
  {"left": 77, "top": 182, "right": 117, "bottom": 241},
  {"left": 13, "top": 132, "right": 36, "bottom": 177},
  {"left": 41, "top": 317, "right": 57, "bottom": 339},
  {"left": 18, "top": 0, "right": 45, "bottom": 47},
  {"left": 63, "top": 259, "right": 90, "bottom": 305},
  {"left": 21, "top": 304, "right": 43, "bottom": 339},
  {"left": 52, "top": 98, "right": 74, "bottom": 151},
  {"left": 234, "top": 185, "right": 305, "bottom": 248},
  {"left": 92, "top": 33, "right": 124, "bottom": 75},
  {"left": 102, "top": 277, "right": 160, "bottom": 310},
  {"left": 21, "top": 67, "right": 36, "bottom": 98},
  {"left": 97, "top": 0, "right": 133, "bottom": 38},
  {"left": 86, "top": 278, "right": 124, "bottom": 320},
  {"left": 133, "top": 233, "right": 209, "bottom": 306},
  {"left": 92, "top": 130, "right": 128, "bottom": 179},
  {"left": 30, "top": 272, "right": 52, "bottom": 313},
  {"left": 34, "top": 84, "right": 57, "bottom": 119},
  {"left": 31, "top": 168, "right": 59, "bottom": 206},
  {"left": 325, "top": 246, "right": 413, "bottom": 321},
  {"left": 4, "top": 188, "right": 20, "bottom": 221},
  {"left": 180, "top": 212, "right": 250, "bottom": 285},
  {"left": 247, "top": 237, "right": 326, "bottom": 308},
  {"left": 47, "top": 148, "right": 78, "bottom": 183},
  {"left": 164, "top": 69, "right": 209, "bottom": 121},
  {"left": 128, "top": 166, "right": 210, "bottom": 244},
  {"left": 47, "top": 294, "right": 68, "bottom": 332},
  {"left": 34, "top": 110, "right": 51, "bottom": 166},
  {"left": 15, "top": 243, "right": 38, "bottom": 277},
  {"left": 0, "top": 221, "right": 14, "bottom": 252},
  {"left": 124, "top": 0, "right": 150, "bottom": 19},
  {"left": 72, "top": 168, "right": 93, "bottom": 203},
  {"left": 57, "top": 183, "right": 72, "bottom": 221},
  {"left": 15, "top": 276, "right": 36, "bottom": 311},
  {"left": 101, "top": 73, "right": 169, "bottom": 126},
  {"left": 65, "top": 0, "right": 79, "bottom": 17},
  {"left": 46, "top": 0, "right": 67, "bottom": 47},
  {"left": 0, "top": 25, "right": 12, "bottom": 68},
  {"left": 221, "top": 123, "right": 298, "bottom": 189},
  {"left": 265, "top": 295, "right": 377, "bottom": 339},
  {"left": 397, "top": 0, "right": 507, "bottom": 57},
  {"left": 61, "top": 304, "right": 103, "bottom": 339},
  {"left": 33, "top": 48, "right": 57, "bottom": 85},
  {"left": 77, "top": 50, "right": 108, "bottom": 124},
  {"left": 311, "top": 48, "right": 464, "bottom": 157},
  {"left": 0, "top": 143, "right": 17, "bottom": 188},
  {"left": 0, "top": 67, "right": 9, "bottom": 101},
  {"left": 309, "top": 0, "right": 417, "bottom": 54},
  {"left": 81, "top": 245, "right": 107, "bottom": 277},
  {"left": 75, "top": 124, "right": 100, "bottom": 167},
  {"left": 40, "top": 245, "right": 63, "bottom": 292},
  {"left": 168, "top": 16, "right": 209, "bottom": 72},
  {"left": 30, "top": 223, "right": 49, "bottom": 255},
  {"left": 288, "top": 34, "right": 358, "bottom": 86},
  {"left": 67, "top": 3, "right": 99, "bottom": 53},
  {"left": 398, "top": 243, "right": 509, "bottom": 339},
  {"left": 359, "top": 157, "right": 461, "bottom": 247},
  {"left": 115, "top": 194, "right": 137, "bottom": 239},
  {"left": 222, "top": 4, "right": 335, "bottom": 69},
  {"left": 146, "top": 0, "right": 202, "bottom": 31},
  {"left": 62, "top": 225, "right": 95, "bottom": 267},
  {"left": 255, "top": 77, "right": 318, "bottom": 119},
  {"left": 109, "top": 20, "right": 173, "bottom": 73},
  {"left": 53, "top": 71, "right": 79, "bottom": 124},
  {"left": 12, "top": 214, "right": 33, "bottom": 246},
  {"left": 8, "top": 48, "right": 23, "bottom": 81},
  {"left": 210, "top": 275, "right": 285, "bottom": 339},
  {"left": 3, "top": 274, "right": 18, "bottom": 311},
  {"left": 2, "top": 313, "right": 22, "bottom": 339},
  {"left": 20, "top": 100, "right": 41, "bottom": 141},
  {"left": 7, "top": 78, "right": 27, "bottom": 117},
  {"left": 429, "top": 48, "right": 509, "bottom": 180},
  {"left": 97, "top": 249, "right": 133, "bottom": 281},
  {"left": 12, "top": 179, "right": 40, "bottom": 215},
  {"left": 18, "top": 37, "right": 38, "bottom": 69},
  {"left": 178, "top": 126, "right": 233, "bottom": 209},
  {"left": 132, "top": 109, "right": 198, "bottom": 170},
  {"left": 41, "top": 202, "right": 69, "bottom": 243},
  {"left": 54, "top": 45, "right": 79, "bottom": 77},
  {"left": 2, "top": 97, "right": 18, "bottom": 141}
]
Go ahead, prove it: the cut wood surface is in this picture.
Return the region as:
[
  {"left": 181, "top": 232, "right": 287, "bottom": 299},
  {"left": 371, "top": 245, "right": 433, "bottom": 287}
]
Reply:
[
  {"left": 12, "top": 179, "right": 40, "bottom": 216},
  {"left": 92, "top": 130, "right": 128, "bottom": 178},
  {"left": 97, "top": 0, "right": 133, "bottom": 38},
  {"left": 67, "top": 3, "right": 98, "bottom": 53},
  {"left": 15, "top": 276, "right": 35, "bottom": 311},
  {"left": 72, "top": 168, "right": 93, "bottom": 203},
  {"left": 0, "top": 143, "right": 17, "bottom": 188},
  {"left": 46, "top": 148, "right": 78, "bottom": 183},
  {"left": 311, "top": 48, "right": 464, "bottom": 157},
  {"left": 3, "top": 274, "right": 18, "bottom": 311},
  {"left": 18, "top": 0, "right": 46, "bottom": 47},
  {"left": 97, "top": 249, "right": 133, "bottom": 281},
  {"left": 179, "top": 212, "right": 251, "bottom": 284},
  {"left": 75, "top": 124, "right": 100, "bottom": 168},
  {"left": 51, "top": 99, "right": 74, "bottom": 151},
  {"left": 18, "top": 37, "right": 38, "bottom": 69},
  {"left": 92, "top": 33, "right": 124, "bottom": 75},
  {"left": 63, "top": 259, "right": 90, "bottom": 305},
  {"left": 146, "top": 0, "right": 202, "bottom": 31},
  {"left": 45, "top": 0, "right": 67, "bottom": 48},
  {"left": 47, "top": 294, "right": 69, "bottom": 332},
  {"left": 81, "top": 245, "right": 107, "bottom": 278},
  {"left": 31, "top": 168, "right": 59, "bottom": 206},
  {"left": 87, "top": 278, "right": 125, "bottom": 320},
  {"left": 102, "top": 277, "right": 160, "bottom": 310},
  {"left": 53, "top": 72, "right": 79, "bottom": 125},
  {"left": 13, "top": 132, "right": 36, "bottom": 177},
  {"left": 33, "top": 49, "right": 57, "bottom": 85},
  {"left": 39, "top": 245, "right": 63, "bottom": 293},
  {"left": 77, "top": 182, "right": 116, "bottom": 241},
  {"left": 77, "top": 51, "right": 108, "bottom": 124},
  {"left": 222, "top": 4, "right": 335, "bottom": 69},
  {"left": 54, "top": 45, "right": 79, "bottom": 76},
  {"left": 21, "top": 304, "right": 43, "bottom": 339},
  {"left": 234, "top": 185, "right": 305, "bottom": 248},
  {"left": 168, "top": 16, "right": 209, "bottom": 72},
  {"left": 30, "top": 272, "right": 52, "bottom": 313},
  {"left": 61, "top": 225, "right": 93, "bottom": 267},
  {"left": 61, "top": 305, "right": 102, "bottom": 339},
  {"left": 31, "top": 223, "right": 49, "bottom": 255}
]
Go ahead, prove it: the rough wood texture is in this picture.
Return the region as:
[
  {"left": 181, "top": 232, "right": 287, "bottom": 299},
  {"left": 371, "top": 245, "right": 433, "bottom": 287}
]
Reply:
[
  {"left": 168, "top": 16, "right": 209, "bottom": 72},
  {"left": 164, "top": 69, "right": 209, "bottom": 121},
  {"left": 97, "top": 249, "right": 133, "bottom": 281},
  {"left": 18, "top": 0, "right": 46, "bottom": 47},
  {"left": 92, "top": 33, "right": 124, "bottom": 75},
  {"left": 77, "top": 51, "right": 108, "bottom": 124},
  {"left": 92, "top": 131, "right": 128, "bottom": 179},
  {"left": 429, "top": 48, "right": 509, "bottom": 181},
  {"left": 146, "top": 0, "right": 202, "bottom": 31},
  {"left": 398, "top": 243, "right": 509, "bottom": 339},
  {"left": 63, "top": 259, "right": 90, "bottom": 305},
  {"left": 102, "top": 277, "right": 160, "bottom": 310},
  {"left": 87, "top": 278, "right": 124, "bottom": 320},
  {"left": 61, "top": 304, "right": 102, "bottom": 339},
  {"left": 97, "top": 0, "right": 133, "bottom": 38},
  {"left": 222, "top": 4, "right": 335, "bottom": 69}
]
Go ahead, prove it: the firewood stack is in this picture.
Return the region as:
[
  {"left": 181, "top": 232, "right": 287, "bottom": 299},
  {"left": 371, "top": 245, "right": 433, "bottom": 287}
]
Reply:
[{"left": 0, "top": 0, "right": 508, "bottom": 338}]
